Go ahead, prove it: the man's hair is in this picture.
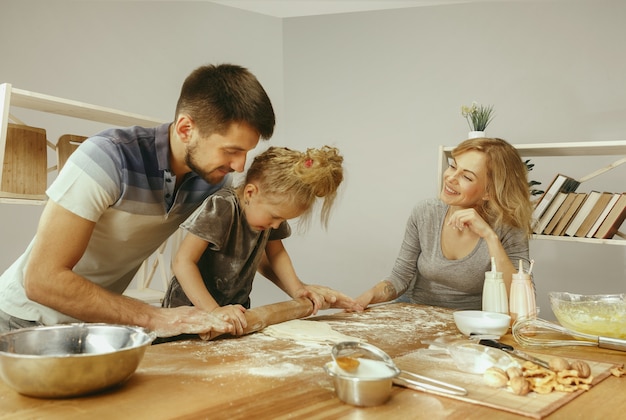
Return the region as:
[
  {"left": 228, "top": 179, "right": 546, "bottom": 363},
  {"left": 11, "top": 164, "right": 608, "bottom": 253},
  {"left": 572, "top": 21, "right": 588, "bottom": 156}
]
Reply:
[{"left": 175, "top": 64, "right": 275, "bottom": 139}]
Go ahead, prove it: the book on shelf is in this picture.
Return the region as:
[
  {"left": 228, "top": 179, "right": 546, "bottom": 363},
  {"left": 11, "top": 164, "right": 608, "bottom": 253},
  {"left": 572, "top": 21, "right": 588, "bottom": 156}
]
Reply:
[
  {"left": 564, "top": 191, "right": 603, "bottom": 237},
  {"left": 533, "top": 192, "right": 568, "bottom": 235},
  {"left": 585, "top": 193, "right": 622, "bottom": 238},
  {"left": 593, "top": 193, "right": 626, "bottom": 239},
  {"left": 531, "top": 174, "right": 580, "bottom": 228},
  {"left": 551, "top": 192, "right": 587, "bottom": 236},
  {"left": 574, "top": 192, "right": 614, "bottom": 237},
  {"left": 543, "top": 192, "right": 578, "bottom": 235}
]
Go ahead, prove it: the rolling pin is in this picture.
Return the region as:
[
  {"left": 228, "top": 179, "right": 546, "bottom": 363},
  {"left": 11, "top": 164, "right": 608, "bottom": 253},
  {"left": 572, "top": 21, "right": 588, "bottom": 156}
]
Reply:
[{"left": 201, "top": 298, "right": 314, "bottom": 340}]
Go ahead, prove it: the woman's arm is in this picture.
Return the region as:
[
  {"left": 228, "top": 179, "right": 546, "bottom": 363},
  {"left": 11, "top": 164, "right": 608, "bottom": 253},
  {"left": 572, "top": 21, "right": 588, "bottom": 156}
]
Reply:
[
  {"left": 354, "top": 207, "right": 422, "bottom": 310},
  {"left": 262, "top": 240, "right": 362, "bottom": 313},
  {"left": 354, "top": 280, "right": 398, "bottom": 309},
  {"left": 446, "top": 207, "right": 519, "bottom": 294}
]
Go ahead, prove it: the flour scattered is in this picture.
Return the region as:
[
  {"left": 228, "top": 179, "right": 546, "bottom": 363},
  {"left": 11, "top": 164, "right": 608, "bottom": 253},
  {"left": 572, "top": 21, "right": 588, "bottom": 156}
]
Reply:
[
  {"left": 248, "top": 363, "right": 303, "bottom": 377},
  {"left": 261, "top": 319, "right": 363, "bottom": 344}
]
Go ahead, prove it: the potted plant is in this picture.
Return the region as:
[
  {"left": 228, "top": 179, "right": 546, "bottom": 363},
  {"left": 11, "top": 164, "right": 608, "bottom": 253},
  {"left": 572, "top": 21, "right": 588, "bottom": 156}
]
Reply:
[{"left": 461, "top": 102, "right": 494, "bottom": 138}]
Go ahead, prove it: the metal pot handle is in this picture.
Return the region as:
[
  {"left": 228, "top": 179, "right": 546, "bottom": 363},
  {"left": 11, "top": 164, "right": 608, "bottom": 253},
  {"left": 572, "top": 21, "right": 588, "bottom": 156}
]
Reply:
[{"left": 393, "top": 370, "right": 467, "bottom": 396}]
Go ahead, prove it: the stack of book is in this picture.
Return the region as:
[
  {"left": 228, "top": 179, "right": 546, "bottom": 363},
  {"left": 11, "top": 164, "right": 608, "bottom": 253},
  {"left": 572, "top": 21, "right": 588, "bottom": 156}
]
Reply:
[{"left": 531, "top": 174, "right": 626, "bottom": 239}]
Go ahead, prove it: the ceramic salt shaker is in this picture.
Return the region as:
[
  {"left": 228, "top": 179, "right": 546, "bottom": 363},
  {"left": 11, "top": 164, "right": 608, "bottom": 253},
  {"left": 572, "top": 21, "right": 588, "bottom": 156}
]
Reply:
[
  {"left": 509, "top": 259, "right": 537, "bottom": 323},
  {"left": 482, "top": 257, "right": 508, "bottom": 314}
]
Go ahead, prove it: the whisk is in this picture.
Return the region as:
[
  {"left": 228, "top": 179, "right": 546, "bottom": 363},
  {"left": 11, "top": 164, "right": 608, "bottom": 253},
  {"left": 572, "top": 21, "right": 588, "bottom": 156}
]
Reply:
[{"left": 512, "top": 317, "right": 626, "bottom": 352}]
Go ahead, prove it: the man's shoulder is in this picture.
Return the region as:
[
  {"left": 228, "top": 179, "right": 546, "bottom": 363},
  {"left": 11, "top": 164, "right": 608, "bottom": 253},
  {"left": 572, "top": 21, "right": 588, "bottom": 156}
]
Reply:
[{"left": 92, "top": 125, "right": 158, "bottom": 142}]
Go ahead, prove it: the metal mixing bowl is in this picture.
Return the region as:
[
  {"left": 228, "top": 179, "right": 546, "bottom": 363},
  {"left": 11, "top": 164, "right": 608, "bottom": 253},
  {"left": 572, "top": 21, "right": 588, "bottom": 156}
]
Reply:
[
  {"left": 550, "top": 292, "right": 626, "bottom": 339},
  {"left": 0, "top": 323, "right": 156, "bottom": 398}
]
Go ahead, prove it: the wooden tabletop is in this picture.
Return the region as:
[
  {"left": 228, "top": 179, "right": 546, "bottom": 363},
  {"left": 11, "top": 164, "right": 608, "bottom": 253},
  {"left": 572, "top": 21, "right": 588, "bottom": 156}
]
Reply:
[{"left": 1, "top": 303, "right": 625, "bottom": 419}]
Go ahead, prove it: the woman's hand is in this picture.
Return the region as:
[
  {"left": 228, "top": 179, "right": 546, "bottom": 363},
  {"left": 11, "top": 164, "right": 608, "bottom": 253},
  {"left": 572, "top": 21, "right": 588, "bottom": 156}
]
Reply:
[
  {"left": 353, "top": 280, "right": 396, "bottom": 311},
  {"left": 353, "top": 289, "right": 375, "bottom": 311},
  {"left": 211, "top": 304, "right": 248, "bottom": 335},
  {"left": 446, "top": 207, "right": 496, "bottom": 240}
]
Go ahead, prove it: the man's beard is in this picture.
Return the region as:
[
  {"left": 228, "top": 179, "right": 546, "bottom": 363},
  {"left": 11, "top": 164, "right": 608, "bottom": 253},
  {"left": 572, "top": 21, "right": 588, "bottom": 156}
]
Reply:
[{"left": 185, "top": 144, "right": 229, "bottom": 185}]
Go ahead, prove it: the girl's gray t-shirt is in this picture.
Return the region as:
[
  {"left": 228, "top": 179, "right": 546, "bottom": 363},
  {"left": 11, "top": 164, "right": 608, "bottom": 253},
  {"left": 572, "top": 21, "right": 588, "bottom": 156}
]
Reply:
[{"left": 164, "top": 188, "right": 290, "bottom": 309}]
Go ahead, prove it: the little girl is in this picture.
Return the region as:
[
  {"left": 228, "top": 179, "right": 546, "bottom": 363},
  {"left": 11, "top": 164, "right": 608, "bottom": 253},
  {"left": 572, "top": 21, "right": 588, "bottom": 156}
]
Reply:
[{"left": 163, "top": 146, "right": 360, "bottom": 335}]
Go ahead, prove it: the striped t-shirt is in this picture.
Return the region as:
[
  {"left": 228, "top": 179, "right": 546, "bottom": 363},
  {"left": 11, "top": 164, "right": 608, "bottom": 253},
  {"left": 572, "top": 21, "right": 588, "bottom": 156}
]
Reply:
[{"left": 0, "top": 123, "right": 226, "bottom": 325}]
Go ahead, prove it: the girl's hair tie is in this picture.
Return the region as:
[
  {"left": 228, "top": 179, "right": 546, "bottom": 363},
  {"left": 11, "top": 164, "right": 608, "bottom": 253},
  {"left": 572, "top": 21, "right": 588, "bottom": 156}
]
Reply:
[{"left": 304, "top": 158, "right": 313, "bottom": 168}]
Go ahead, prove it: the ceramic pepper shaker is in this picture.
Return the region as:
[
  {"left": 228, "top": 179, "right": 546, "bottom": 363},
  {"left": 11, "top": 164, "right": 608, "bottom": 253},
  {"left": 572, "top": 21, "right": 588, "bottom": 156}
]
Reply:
[
  {"left": 482, "top": 257, "right": 508, "bottom": 314},
  {"left": 509, "top": 259, "right": 537, "bottom": 323}
]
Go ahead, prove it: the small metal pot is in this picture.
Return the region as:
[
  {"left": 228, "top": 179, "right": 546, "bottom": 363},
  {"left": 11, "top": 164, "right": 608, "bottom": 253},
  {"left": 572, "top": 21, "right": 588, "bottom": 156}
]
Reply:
[
  {"left": 0, "top": 323, "right": 156, "bottom": 398},
  {"left": 324, "top": 360, "right": 400, "bottom": 406},
  {"left": 325, "top": 341, "right": 467, "bottom": 405}
]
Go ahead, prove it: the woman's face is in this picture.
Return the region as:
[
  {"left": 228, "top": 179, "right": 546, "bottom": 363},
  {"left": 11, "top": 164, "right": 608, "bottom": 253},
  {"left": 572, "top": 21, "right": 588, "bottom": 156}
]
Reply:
[{"left": 440, "top": 150, "right": 490, "bottom": 208}]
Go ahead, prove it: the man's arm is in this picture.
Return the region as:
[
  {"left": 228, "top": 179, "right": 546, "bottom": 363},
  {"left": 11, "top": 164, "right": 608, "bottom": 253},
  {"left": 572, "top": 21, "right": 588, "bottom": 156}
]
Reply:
[{"left": 24, "top": 201, "right": 232, "bottom": 337}]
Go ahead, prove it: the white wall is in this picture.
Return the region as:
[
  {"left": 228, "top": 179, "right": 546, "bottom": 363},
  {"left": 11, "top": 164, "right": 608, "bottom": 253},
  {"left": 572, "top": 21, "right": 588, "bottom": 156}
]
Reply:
[
  {"left": 0, "top": 0, "right": 284, "bottom": 280},
  {"left": 1, "top": 0, "right": 624, "bottom": 321}
]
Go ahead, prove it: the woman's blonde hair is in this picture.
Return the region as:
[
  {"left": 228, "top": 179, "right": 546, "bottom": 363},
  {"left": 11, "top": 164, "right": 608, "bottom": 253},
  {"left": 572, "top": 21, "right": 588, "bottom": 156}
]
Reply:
[
  {"left": 452, "top": 137, "right": 533, "bottom": 236},
  {"left": 240, "top": 146, "right": 343, "bottom": 229}
]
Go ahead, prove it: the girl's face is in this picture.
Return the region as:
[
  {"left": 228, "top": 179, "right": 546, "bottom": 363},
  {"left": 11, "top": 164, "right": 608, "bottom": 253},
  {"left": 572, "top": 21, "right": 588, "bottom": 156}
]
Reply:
[
  {"left": 243, "top": 186, "right": 304, "bottom": 231},
  {"left": 440, "top": 150, "right": 490, "bottom": 208}
]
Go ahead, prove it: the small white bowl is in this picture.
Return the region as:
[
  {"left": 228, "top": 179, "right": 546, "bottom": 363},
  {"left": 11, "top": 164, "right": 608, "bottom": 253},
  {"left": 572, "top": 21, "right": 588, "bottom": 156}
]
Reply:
[{"left": 453, "top": 310, "right": 511, "bottom": 337}]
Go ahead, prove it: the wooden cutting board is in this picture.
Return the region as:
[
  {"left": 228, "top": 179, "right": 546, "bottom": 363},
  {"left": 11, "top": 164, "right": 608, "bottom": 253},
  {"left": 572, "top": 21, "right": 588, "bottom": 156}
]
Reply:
[
  {"left": 393, "top": 348, "right": 616, "bottom": 419},
  {"left": 1, "top": 123, "right": 47, "bottom": 198}
]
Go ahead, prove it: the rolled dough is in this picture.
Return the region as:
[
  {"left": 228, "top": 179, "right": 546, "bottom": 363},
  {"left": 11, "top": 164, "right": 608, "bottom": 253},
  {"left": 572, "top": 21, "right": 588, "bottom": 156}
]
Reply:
[{"left": 261, "top": 319, "right": 362, "bottom": 344}]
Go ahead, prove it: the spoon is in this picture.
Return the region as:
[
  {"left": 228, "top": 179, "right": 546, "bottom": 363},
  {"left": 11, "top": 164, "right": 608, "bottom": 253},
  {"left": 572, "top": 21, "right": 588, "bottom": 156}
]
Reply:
[{"left": 335, "top": 355, "right": 361, "bottom": 372}]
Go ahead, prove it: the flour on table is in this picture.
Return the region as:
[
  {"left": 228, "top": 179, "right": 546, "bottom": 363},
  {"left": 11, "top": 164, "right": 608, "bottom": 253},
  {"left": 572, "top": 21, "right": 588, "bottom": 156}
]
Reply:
[
  {"left": 248, "top": 363, "right": 303, "bottom": 377},
  {"left": 261, "top": 319, "right": 362, "bottom": 344}
]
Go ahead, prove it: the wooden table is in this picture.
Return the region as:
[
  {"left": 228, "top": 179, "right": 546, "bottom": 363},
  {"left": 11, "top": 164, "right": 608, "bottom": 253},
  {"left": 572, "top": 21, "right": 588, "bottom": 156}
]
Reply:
[{"left": 1, "top": 303, "right": 625, "bottom": 419}]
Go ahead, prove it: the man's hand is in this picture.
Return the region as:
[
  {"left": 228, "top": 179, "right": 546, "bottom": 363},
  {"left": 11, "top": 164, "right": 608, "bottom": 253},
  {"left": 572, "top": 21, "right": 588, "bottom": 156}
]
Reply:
[
  {"left": 150, "top": 306, "right": 234, "bottom": 338},
  {"left": 211, "top": 304, "right": 247, "bottom": 335}
]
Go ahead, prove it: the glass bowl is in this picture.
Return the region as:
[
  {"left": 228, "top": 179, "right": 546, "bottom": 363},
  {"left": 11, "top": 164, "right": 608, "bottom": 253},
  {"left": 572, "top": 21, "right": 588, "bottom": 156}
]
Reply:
[{"left": 549, "top": 292, "right": 626, "bottom": 339}]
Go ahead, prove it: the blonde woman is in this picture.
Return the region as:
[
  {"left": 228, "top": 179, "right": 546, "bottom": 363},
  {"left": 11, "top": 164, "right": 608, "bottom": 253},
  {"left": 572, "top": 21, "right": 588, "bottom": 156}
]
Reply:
[
  {"left": 356, "top": 137, "right": 533, "bottom": 310},
  {"left": 163, "top": 146, "right": 361, "bottom": 335}
]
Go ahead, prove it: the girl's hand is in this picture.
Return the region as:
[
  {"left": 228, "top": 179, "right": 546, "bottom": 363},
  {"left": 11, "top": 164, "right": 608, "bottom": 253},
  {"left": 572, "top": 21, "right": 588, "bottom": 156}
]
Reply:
[
  {"left": 211, "top": 304, "right": 247, "bottom": 335},
  {"left": 294, "top": 285, "right": 363, "bottom": 314}
]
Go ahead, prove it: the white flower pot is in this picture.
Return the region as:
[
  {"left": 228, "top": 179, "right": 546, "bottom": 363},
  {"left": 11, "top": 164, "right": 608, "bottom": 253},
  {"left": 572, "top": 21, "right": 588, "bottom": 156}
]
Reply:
[{"left": 468, "top": 131, "right": 485, "bottom": 139}]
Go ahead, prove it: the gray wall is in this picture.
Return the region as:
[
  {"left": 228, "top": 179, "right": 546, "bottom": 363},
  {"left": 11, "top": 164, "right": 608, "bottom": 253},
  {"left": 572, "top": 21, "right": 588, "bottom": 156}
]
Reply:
[
  {"left": 1, "top": 0, "right": 624, "bottom": 320},
  {"left": 278, "top": 0, "right": 626, "bottom": 318}
]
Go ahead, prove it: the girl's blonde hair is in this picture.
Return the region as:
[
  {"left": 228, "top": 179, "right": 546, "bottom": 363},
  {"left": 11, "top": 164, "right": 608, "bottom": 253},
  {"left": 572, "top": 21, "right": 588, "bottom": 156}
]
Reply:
[
  {"left": 452, "top": 137, "right": 533, "bottom": 236},
  {"left": 240, "top": 146, "right": 343, "bottom": 229}
]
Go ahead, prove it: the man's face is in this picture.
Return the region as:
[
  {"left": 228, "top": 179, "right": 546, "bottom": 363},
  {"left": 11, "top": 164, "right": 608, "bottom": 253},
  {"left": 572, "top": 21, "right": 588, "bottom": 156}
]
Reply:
[{"left": 185, "top": 122, "right": 260, "bottom": 185}]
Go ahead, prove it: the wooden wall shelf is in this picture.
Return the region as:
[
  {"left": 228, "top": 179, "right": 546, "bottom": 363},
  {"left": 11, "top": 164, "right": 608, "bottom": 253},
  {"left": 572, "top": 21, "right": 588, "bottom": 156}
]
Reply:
[{"left": 0, "top": 83, "right": 165, "bottom": 204}]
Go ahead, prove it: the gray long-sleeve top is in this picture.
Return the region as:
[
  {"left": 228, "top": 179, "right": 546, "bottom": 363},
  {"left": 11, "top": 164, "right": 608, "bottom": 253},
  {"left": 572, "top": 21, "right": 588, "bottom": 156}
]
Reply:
[{"left": 387, "top": 198, "right": 529, "bottom": 310}]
